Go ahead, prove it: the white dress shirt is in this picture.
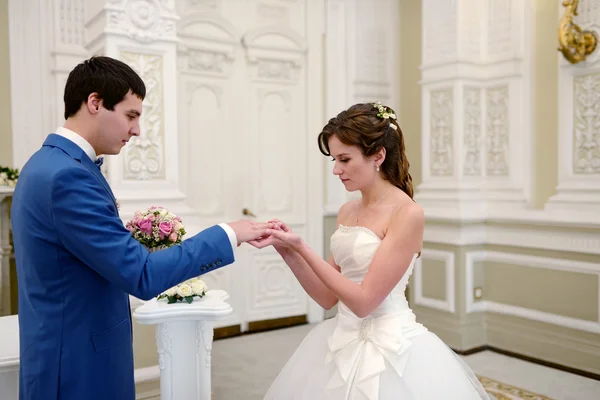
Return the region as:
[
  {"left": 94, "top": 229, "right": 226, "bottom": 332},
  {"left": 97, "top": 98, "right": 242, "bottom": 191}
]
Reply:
[{"left": 53, "top": 127, "right": 238, "bottom": 253}]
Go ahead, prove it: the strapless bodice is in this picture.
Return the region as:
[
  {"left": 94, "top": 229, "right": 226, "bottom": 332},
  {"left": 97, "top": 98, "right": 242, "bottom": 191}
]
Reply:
[{"left": 330, "top": 224, "right": 418, "bottom": 319}]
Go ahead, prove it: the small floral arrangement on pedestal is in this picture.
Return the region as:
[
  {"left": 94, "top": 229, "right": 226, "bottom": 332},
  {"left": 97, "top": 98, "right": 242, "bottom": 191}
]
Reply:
[
  {"left": 125, "top": 206, "right": 209, "bottom": 304},
  {"left": 157, "top": 277, "right": 208, "bottom": 304},
  {"left": 0, "top": 166, "right": 19, "bottom": 187},
  {"left": 125, "top": 206, "right": 186, "bottom": 250}
]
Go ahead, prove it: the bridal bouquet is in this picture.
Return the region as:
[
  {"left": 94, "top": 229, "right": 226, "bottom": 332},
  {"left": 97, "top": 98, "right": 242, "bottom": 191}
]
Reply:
[
  {"left": 126, "top": 206, "right": 209, "bottom": 304},
  {"left": 157, "top": 277, "right": 208, "bottom": 304},
  {"left": 0, "top": 166, "right": 19, "bottom": 187},
  {"left": 125, "top": 206, "right": 186, "bottom": 250}
]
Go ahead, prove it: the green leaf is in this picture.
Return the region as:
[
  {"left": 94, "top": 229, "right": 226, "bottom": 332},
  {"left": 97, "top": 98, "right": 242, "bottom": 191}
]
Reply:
[
  {"left": 185, "top": 296, "right": 194, "bottom": 304},
  {"left": 167, "top": 295, "right": 177, "bottom": 304}
]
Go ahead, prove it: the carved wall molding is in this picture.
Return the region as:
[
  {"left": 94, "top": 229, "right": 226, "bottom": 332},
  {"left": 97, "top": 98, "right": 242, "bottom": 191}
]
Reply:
[
  {"left": 573, "top": 72, "right": 600, "bottom": 174},
  {"left": 463, "top": 87, "right": 483, "bottom": 177},
  {"left": 485, "top": 85, "right": 510, "bottom": 177},
  {"left": 120, "top": 51, "right": 166, "bottom": 180},
  {"left": 242, "top": 27, "right": 307, "bottom": 83},
  {"left": 177, "top": 13, "right": 240, "bottom": 78},
  {"left": 429, "top": 89, "right": 454, "bottom": 177},
  {"left": 86, "top": 0, "right": 179, "bottom": 49}
]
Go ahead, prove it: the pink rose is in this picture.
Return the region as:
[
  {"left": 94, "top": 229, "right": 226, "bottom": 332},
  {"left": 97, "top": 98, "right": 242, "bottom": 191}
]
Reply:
[
  {"left": 138, "top": 218, "right": 153, "bottom": 234},
  {"left": 174, "top": 221, "right": 183, "bottom": 231},
  {"left": 159, "top": 221, "right": 173, "bottom": 236},
  {"left": 169, "top": 232, "right": 178, "bottom": 242}
]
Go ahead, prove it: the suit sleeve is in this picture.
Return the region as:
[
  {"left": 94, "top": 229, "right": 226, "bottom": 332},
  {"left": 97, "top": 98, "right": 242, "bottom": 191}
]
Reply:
[{"left": 50, "top": 167, "right": 235, "bottom": 300}]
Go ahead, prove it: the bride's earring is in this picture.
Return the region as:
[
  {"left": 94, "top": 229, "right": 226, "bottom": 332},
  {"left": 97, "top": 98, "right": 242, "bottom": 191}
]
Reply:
[{"left": 376, "top": 165, "right": 380, "bottom": 172}]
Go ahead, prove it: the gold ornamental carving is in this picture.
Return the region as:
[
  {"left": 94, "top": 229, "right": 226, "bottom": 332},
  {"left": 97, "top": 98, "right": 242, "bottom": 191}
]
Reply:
[{"left": 558, "top": 0, "right": 597, "bottom": 64}]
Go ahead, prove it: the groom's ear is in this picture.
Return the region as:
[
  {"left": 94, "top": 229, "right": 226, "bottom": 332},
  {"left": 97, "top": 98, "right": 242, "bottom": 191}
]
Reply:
[{"left": 87, "top": 92, "right": 102, "bottom": 114}]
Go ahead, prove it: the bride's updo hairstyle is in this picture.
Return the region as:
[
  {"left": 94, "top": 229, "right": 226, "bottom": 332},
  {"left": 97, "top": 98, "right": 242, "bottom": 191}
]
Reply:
[{"left": 318, "top": 102, "right": 415, "bottom": 200}]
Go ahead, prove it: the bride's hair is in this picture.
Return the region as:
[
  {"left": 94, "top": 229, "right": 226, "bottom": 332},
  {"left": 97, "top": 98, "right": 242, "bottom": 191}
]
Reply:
[{"left": 318, "top": 103, "right": 415, "bottom": 200}]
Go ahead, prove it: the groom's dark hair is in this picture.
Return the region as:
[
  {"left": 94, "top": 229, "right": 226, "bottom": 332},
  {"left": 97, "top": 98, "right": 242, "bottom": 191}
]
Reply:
[{"left": 63, "top": 56, "right": 146, "bottom": 120}]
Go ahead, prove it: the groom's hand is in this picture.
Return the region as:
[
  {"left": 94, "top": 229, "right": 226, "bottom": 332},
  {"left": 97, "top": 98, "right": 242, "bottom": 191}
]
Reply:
[{"left": 226, "top": 220, "right": 273, "bottom": 246}]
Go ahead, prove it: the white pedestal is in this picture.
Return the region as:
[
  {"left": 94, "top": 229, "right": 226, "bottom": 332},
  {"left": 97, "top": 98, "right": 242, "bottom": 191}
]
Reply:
[
  {"left": 0, "top": 315, "right": 19, "bottom": 399},
  {"left": 133, "top": 289, "right": 233, "bottom": 400},
  {"left": 0, "top": 187, "right": 14, "bottom": 316}
]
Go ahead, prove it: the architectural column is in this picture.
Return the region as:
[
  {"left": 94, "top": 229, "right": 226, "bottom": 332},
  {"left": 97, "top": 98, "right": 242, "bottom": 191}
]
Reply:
[
  {"left": 324, "top": 0, "right": 400, "bottom": 215},
  {"left": 545, "top": 0, "right": 600, "bottom": 213},
  {"left": 416, "top": 0, "right": 533, "bottom": 218},
  {"left": 84, "top": 0, "right": 194, "bottom": 219},
  {"left": 413, "top": 0, "right": 534, "bottom": 352}
]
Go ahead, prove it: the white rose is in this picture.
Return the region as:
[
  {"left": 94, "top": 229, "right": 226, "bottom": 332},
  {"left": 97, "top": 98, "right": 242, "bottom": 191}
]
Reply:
[
  {"left": 0, "top": 172, "right": 7, "bottom": 179},
  {"left": 159, "top": 209, "right": 168, "bottom": 217},
  {"left": 174, "top": 221, "right": 184, "bottom": 231},
  {"left": 164, "top": 286, "right": 177, "bottom": 297},
  {"left": 177, "top": 283, "right": 193, "bottom": 297},
  {"left": 191, "top": 280, "right": 207, "bottom": 295}
]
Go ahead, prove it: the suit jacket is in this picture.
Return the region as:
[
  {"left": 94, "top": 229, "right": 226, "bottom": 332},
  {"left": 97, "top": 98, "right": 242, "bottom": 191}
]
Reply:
[{"left": 11, "top": 134, "right": 234, "bottom": 400}]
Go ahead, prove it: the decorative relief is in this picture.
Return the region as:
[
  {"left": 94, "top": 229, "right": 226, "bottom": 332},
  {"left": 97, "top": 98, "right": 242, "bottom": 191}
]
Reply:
[
  {"left": 59, "top": 0, "right": 85, "bottom": 46},
  {"left": 188, "top": 49, "right": 229, "bottom": 74},
  {"left": 196, "top": 321, "right": 213, "bottom": 367},
  {"left": 104, "top": 0, "right": 178, "bottom": 43},
  {"left": 430, "top": 89, "right": 454, "bottom": 176},
  {"left": 257, "top": 60, "right": 297, "bottom": 81},
  {"left": 573, "top": 73, "right": 600, "bottom": 174},
  {"left": 156, "top": 323, "right": 172, "bottom": 370},
  {"left": 485, "top": 86, "right": 509, "bottom": 176},
  {"left": 558, "top": 0, "right": 598, "bottom": 64},
  {"left": 120, "top": 52, "right": 165, "bottom": 180},
  {"left": 463, "top": 88, "right": 482, "bottom": 176}
]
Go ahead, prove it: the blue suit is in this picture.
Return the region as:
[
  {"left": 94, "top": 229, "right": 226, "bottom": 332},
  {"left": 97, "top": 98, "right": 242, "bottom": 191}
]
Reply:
[{"left": 11, "top": 134, "right": 234, "bottom": 400}]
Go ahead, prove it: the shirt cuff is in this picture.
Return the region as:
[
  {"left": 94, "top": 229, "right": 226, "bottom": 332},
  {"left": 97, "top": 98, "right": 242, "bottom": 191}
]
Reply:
[{"left": 218, "top": 223, "right": 238, "bottom": 252}]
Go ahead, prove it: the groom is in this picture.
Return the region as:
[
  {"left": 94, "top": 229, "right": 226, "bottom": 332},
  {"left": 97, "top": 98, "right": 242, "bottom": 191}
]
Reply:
[{"left": 10, "top": 56, "right": 271, "bottom": 400}]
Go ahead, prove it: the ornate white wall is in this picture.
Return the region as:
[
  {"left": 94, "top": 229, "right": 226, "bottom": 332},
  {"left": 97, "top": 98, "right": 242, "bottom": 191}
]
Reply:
[{"left": 546, "top": 0, "right": 600, "bottom": 213}]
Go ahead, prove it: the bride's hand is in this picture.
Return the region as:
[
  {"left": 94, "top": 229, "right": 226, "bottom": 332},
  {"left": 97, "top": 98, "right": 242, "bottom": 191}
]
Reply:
[{"left": 248, "top": 219, "right": 302, "bottom": 253}]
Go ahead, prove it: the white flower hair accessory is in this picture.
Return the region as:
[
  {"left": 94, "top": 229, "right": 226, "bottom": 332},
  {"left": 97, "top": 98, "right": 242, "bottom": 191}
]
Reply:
[{"left": 373, "top": 101, "right": 398, "bottom": 130}]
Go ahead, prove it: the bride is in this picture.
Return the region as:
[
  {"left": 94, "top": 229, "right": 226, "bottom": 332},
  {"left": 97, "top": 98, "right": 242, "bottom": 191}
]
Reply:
[{"left": 250, "top": 102, "right": 490, "bottom": 399}]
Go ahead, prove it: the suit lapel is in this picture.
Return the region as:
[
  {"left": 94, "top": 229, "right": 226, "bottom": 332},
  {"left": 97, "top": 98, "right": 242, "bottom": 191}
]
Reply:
[
  {"left": 43, "top": 134, "right": 118, "bottom": 209},
  {"left": 80, "top": 156, "right": 119, "bottom": 209}
]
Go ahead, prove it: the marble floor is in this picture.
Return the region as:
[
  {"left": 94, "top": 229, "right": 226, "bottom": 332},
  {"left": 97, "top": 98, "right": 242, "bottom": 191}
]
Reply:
[{"left": 211, "top": 323, "right": 600, "bottom": 400}]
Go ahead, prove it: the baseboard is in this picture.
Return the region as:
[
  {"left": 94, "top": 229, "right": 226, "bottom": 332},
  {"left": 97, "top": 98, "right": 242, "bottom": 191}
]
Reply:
[
  {"left": 452, "top": 345, "right": 487, "bottom": 356},
  {"left": 247, "top": 315, "right": 307, "bottom": 333},
  {"left": 453, "top": 345, "right": 600, "bottom": 381},
  {"left": 136, "top": 388, "right": 160, "bottom": 400}
]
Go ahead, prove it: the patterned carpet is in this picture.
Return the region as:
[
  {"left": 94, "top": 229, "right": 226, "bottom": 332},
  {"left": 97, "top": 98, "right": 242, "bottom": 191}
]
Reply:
[{"left": 478, "top": 376, "right": 553, "bottom": 400}]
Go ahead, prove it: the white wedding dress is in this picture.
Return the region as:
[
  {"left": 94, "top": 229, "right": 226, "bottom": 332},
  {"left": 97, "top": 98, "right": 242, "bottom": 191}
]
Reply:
[{"left": 264, "top": 225, "right": 490, "bottom": 399}]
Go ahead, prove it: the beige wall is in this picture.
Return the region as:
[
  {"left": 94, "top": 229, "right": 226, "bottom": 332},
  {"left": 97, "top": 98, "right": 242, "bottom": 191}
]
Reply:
[
  {"left": 533, "top": 0, "right": 559, "bottom": 208},
  {"left": 399, "top": 0, "right": 422, "bottom": 188},
  {"left": 0, "top": 0, "right": 12, "bottom": 166}
]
